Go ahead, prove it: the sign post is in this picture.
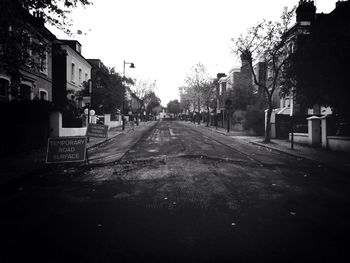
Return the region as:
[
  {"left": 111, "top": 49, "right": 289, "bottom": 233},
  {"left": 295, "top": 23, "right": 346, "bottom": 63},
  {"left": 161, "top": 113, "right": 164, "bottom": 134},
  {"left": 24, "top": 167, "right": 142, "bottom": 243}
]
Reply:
[{"left": 46, "top": 136, "right": 87, "bottom": 164}]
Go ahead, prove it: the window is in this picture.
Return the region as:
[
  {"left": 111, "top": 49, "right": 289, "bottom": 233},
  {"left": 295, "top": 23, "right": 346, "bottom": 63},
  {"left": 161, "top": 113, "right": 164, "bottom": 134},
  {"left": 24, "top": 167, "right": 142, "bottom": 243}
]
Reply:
[
  {"left": 288, "top": 42, "right": 295, "bottom": 54},
  {"left": 0, "top": 78, "right": 9, "bottom": 99},
  {"left": 85, "top": 73, "right": 88, "bottom": 82},
  {"left": 221, "top": 82, "right": 227, "bottom": 94},
  {"left": 22, "top": 34, "right": 32, "bottom": 68},
  {"left": 71, "top": 63, "right": 75, "bottom": 82},
  {"left": 39, "top": 90, "right": 48, "bottom": 101},
  {"left": 78, "top": 68, "right": 82, "bottom": 83},
  {"left": 19, "top": 84, "right": 32, "bottom": 101},
  {"left": 40, "top": 51, "right": 48, "bottom": 75},
  {"left": 76, "top": 43, "right": 81, "bottom": 53},
  {"left": 300, "top": 21, "right": 311, "bottom": 26},
  {"left": 285, "top": 98, "right": 290, "bottom": 108}
]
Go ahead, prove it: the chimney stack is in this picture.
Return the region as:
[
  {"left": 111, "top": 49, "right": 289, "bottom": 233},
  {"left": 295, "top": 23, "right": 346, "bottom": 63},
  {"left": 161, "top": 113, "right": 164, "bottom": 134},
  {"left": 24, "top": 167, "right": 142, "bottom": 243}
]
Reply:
[
  {"left": 296, "top": 0, "right": 316, "bottom": 23},
  {"left": 335, "top": 0, "right": 349, "bottom": 9}
]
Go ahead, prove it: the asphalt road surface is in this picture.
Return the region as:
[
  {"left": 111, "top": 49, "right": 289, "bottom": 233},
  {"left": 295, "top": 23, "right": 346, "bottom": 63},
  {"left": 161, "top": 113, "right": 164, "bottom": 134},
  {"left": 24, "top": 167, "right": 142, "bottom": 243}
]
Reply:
[{"left": 1, "top": 120, "right": 350, "bottom": 263}]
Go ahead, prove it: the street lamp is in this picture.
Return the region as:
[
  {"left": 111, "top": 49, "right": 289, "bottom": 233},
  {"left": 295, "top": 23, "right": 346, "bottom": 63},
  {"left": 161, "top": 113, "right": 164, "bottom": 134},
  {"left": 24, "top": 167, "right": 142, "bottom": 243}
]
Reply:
[
  {"left": 123, "top": 60, "right": 135, "bottom": 78},
  {"left": 122, "top": 60, "right": 135, "bottom": 130}
]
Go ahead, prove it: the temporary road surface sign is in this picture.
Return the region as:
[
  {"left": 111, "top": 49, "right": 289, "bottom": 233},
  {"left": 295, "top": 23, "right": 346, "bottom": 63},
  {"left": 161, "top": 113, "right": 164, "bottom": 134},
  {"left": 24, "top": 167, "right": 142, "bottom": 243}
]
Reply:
[
  {"left": 46, "top": 136, "right": 87, "bottom": 163},
  {"left": 86, "top": 123, "right": 108, "bottom": 138}
]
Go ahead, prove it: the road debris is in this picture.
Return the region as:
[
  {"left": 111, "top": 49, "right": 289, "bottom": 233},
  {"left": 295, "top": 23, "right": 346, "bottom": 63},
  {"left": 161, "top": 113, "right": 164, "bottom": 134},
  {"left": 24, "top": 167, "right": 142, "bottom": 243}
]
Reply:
[{"left": 290, "top": 211, "right": 296, "bottom": 216}]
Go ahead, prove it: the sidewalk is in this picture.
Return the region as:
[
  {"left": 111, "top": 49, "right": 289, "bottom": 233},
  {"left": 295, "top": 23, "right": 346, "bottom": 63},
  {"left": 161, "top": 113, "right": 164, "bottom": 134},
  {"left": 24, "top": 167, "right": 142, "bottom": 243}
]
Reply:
[
  {"left": 86, "top": 124, "right": 124, "bottom": 149},
  {"left": 184, "top": 121, "right": 350, "bottom": 174},
  {"left": 0, "top": 121, "right": 148, "bottom": 185}
]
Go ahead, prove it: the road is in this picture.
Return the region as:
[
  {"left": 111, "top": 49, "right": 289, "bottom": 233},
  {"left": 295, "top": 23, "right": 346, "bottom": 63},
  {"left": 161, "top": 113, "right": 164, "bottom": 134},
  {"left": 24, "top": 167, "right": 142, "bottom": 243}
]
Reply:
[{"left": 1, "top": 120, "right": 350, "bottom": 262}]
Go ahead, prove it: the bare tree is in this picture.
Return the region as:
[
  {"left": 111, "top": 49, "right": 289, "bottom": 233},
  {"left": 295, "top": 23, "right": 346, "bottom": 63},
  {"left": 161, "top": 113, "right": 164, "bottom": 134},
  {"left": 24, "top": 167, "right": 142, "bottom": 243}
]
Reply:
[
  {"left": 132, "top": 79, "right": 157, "bottom": 100},
  {"left": 131, "top": 79, "right": 157, "bottom": 118},
  {"left": 201, "top": 82, "right": 216, "bottom": 127},
  {"left": 184, "top": 62, "right": 211, "bottom": 124},
  {"left": 231, "top": 6, "right": 295, "bottom": 142}
]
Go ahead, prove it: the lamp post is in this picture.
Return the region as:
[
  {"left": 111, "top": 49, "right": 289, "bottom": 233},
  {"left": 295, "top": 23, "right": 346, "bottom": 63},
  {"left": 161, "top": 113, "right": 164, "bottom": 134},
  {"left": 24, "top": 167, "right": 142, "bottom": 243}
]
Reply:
[
  {"left": 88, "top": 79, "right": 92, "bottom": 124},
  {"left": 290, "top": 87, "right": 296, "bottom": 150},
  {"left": 122, "top": 60, "right": 135, "bottom": 130},
  {"left": 225, "top": 99, "right": 232, "bottom": 133},
  {"left": 123, "top": 61, "right": 135, "bottom": 78},
  {"left": 83, "top": 79, "right": 93, "bottom": 142}
]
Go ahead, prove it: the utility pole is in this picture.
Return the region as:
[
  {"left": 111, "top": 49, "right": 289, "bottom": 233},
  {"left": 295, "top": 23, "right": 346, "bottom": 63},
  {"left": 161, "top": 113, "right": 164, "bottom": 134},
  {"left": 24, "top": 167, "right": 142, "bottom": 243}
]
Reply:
[{"left": 122, "top": 60, "right": 135, "bottom": 131}]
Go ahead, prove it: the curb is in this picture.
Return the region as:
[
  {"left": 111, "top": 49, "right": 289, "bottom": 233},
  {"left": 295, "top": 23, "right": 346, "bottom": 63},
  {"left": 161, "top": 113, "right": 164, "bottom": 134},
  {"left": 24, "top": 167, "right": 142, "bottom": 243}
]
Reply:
[
  {"left": 87, "top": 130, "right": 122, "bottom": 150},
  {"left": 250, "top": 141, "right": 316, "bottom": 161},
  {"left": 181, "top": 121, "right": 350, "bottom": 174},
  {"left": 183, "top": 121, "right": 322, "bottom": 164},
  {"left": 87, "top": 122, "right": 150, "bottom": 150},
  {"left": 183, "top": 121, "right": 251, "bottom": 137},
  {"left": 250, "top": 140, "right": 350, "bottom": 174}
]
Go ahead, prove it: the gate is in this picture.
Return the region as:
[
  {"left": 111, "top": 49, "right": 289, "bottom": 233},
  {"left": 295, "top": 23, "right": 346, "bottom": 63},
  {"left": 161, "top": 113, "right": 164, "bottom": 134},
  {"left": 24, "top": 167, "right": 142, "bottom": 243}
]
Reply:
[{"left": 276, "top": 114, "right": 308, "bottom": 139}]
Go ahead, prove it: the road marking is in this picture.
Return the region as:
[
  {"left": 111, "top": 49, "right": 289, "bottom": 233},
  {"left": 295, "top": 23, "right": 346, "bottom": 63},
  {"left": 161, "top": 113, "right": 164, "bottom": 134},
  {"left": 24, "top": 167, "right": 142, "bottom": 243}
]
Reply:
[
  {"left": 169, "top": 128, "right": 176, "bottom": 136},
  {"left": 148, "top": 149, "right": 159, "bottom": 153}
]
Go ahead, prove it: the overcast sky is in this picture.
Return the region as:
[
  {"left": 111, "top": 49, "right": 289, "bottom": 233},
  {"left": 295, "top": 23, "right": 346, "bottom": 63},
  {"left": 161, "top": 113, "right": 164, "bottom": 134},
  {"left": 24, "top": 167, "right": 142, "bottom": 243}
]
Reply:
[{"left": 48, "top": 0, "right": 338, "bottom": 106}]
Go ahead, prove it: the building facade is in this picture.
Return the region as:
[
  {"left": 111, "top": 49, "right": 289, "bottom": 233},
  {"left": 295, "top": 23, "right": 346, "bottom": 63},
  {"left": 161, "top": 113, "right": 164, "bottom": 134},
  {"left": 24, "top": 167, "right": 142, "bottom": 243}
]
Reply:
[
  {"left": 52, "top": 40, "right": 91, "bottom": 110},
  {"left": 281, "top": 0, "right": 349, "bottom": 116},
  {"left": 0, "top": 11, "right": 55, "bottom": 103}
]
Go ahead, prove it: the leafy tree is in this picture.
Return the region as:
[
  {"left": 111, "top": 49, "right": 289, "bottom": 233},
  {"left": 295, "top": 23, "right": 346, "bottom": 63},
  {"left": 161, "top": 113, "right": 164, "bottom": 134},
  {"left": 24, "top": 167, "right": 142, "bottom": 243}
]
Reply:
[
  {"left": 151, "top": 105, "right": 163, "bottom": 118},
  {"left": 78, "top": 66, "right": 132, "bottom": 118},
  {"left": 143, "top": 91, "right": 161, "bottom": 117},
  {"left": 231, "top": 6, "right": 295, "bottom": 142},
  {"left": 228, "top": 84, "right": 254, "bottom": 112},
  {"left": 167, "top": 99, "right": 181, "bottom": 118},
  {"left": 0, "top": 0, "right": 91, "bottom": 83}
]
